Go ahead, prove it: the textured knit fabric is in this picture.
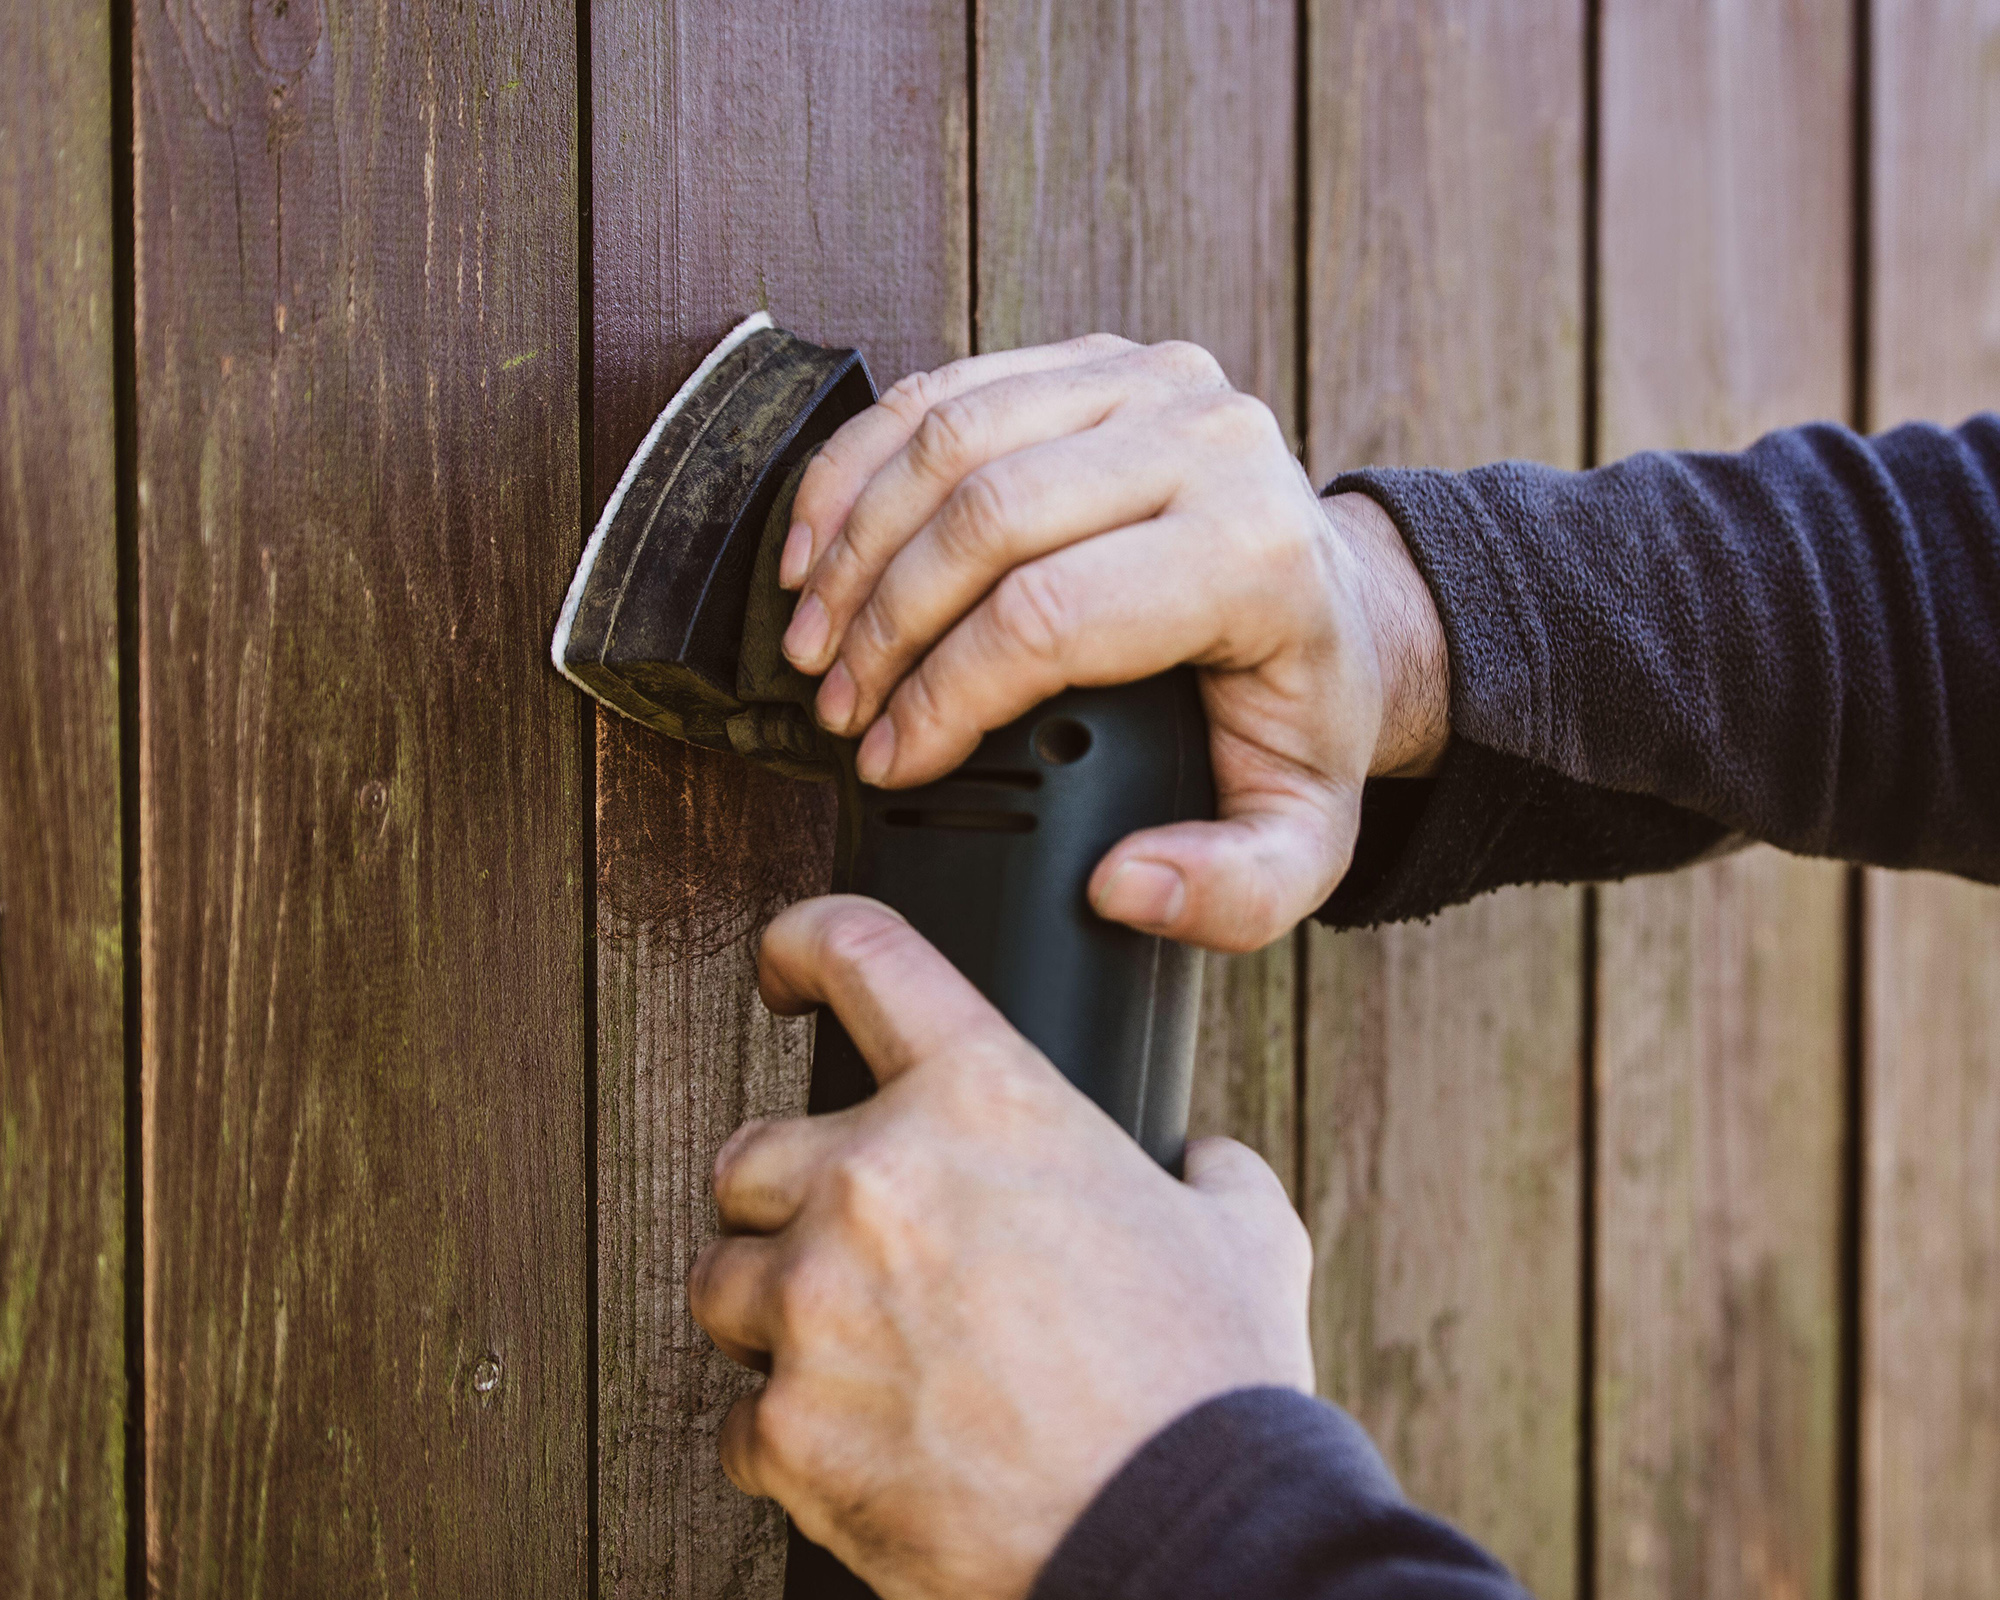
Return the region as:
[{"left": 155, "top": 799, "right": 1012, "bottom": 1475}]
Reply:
[
  {"left": 1323, "top": 415, "right": 2000, "bottom": 926},
  {"left": 1030, "top": 1389, "right": 1530, "bottom": 1600},
  {"left": 1034, "top": 416, "right": 1998, "bottom": 1600}
]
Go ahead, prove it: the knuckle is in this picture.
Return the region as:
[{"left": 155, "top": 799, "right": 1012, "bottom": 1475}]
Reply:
[
  {"left": 752, "top": 1380, "right": 815, "bottom": 1479},
  {"left": 940, "top": 468, "right": 1012, "bottom": 562},
  {"left": 773, "top": 1251, "right": 843, "bottom": 1339},
  {"left": 1150, "top": 339, "right": 1228, "bottom": 387},
  {"left": 823, "top": 1144, "right": 908, "bottom": 1230},
  {"left": 1071, "top": 331, "right": 1136, "bottom": 359},
  {"left": 1201, "top": 389, "right": 1281, "bottom": 447},
  {"left": 909, "top": 396, "right": 980, "bottom": 474},
  {"left": 883, "top": 366, "right": 948, "bottom": 420},
  {"left": 815, "top": 903, "right": 911, "bottom": 978},
  {"left": 714, "top": 1118, "right": 770, "bottom": 1190},
  {"left": 848, "top": 596, "right": 903, "bottom": 670},
  {"left": 989, "top": 564, "right": 1074, "bottom": 663}
]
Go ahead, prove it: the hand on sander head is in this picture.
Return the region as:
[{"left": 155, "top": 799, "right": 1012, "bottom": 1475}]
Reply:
[{"left": 777, "top": 335, "right": 1451, "bottom": 952}]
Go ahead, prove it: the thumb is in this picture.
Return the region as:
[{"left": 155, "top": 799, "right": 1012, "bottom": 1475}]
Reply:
[{"left": 1086, "top": 791, "right": 1359, "bottom": 952}]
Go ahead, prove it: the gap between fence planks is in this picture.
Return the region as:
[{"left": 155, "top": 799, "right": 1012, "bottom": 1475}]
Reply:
[
  {"left": 1864, "top": 4, "right": 2000, "bottom": 1593},
  {"left": 974, "top": 0, "right": 1300, "bottom": 1186},
  {"left": 0, "top": 4, "right": 124, "bottom": 1596},
  {"left": 1592, "top": 4, "right": 1855, "bottom": 1597},
  {"left": 587, "top": 4, "right": 968, "bottom": 1594},
  {"left": 132, "top": 2, "right": 588, "bottom": 1589},
  {"left": 1301, "top": 6, "right": 1587, "bottom": 1594}
]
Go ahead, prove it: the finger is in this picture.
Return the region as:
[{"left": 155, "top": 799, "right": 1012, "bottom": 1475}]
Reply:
[
  {"left": 714, "top": 1113, "right": 851, "bottom": 1235},
  {"left": 784, "top": 335, "right": 1138, "bottom": 591},
  {"left": 790, "top": 353, "right": 1229, "bottom": 682},
  {"left": 719, "top": 1390, "right": 780, "bottom": 1501},
  {"left": 1086, "top": 784, "right": 1360, "bottom": 953},
  {"left": 825, "top": 422, "right": 1189, "bottom": 733},
  {"left": 853, "top": 515, "right": 1236, "bottom": 787},
  {"left": 689, "top": 1232, "right": 786, "bottom": 1363},
  {"left": 758, "top": 896, "right": 1017, "bottom": 1086}
]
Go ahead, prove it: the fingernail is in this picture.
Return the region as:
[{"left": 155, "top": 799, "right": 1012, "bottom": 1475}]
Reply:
[
  {"left": 856, "top": 718, "right": 896, "bottom": 784},
  {"left": 783, "top": 591, "right": 830, "bottom": 666},
  {"left": 816, "top": 661, "right": 858, "bottom": 732},
  {"left": 1095, "top": 861, "right": 1187, "bottom": 929},
  {"left": 778, "top": 521, "right": 813, "bottom": 589}
]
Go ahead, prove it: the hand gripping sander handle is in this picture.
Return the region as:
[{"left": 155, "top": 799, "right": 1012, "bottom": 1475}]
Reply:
[{"left": 554, "top": 311, "right": 1215, "bottom": 1168}]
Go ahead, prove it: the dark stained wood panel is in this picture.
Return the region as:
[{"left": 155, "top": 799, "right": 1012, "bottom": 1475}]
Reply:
[
  {"left": 589, "top": 5, "right": 967, "bottom": 1593},
  {"left": 133, "top": 4, "right": 587, "bottom": 1591},
  {"left": 976, "top": 0, "right": 1299, "bottom": 1185},
  {"left": 0, "top": 4, "right": 125, "bottom": 1595},
  {"left": 1865, "top": 6, "right": 2000, "bottom": 1592},
  {"left": 1303, "top": 5, "right": 1585, "bottom": 1591},
  {"left": 1594, "top": 5, "right": 1854, "bottom": 1597}
]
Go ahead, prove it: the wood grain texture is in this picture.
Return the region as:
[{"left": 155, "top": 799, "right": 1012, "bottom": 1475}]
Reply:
[
  {"left": 977, "top": 0, "right": 1298, "bottom": 1182},
  {"left": 1304, "top": 5, "right": 1585, "bottom": 1590},
  {"left": 0, "top": 3, "right": 124, "bottom": 1595},
  {"left": 1594, "top": 6, "right": 1854, "bottom": 1597},
  {"left": 1189, "top": 937, "right": 1297, "bottom": 1196},
  {"left": 134, "top": 4, "right": 586, "bottom": 1592},
  {"left": 1861, "top": 873, "right": 2000, "bottom": 1600},
  {"left": 1866, "top": 8, "right": 2000, "bottom": 1593},
  {"left": 589, "top": 5, "right": 966, "bottom": 1593},
  {"left": 1593, "top": 856, "right": 1846, "bottom": 1600},
  {"left": 1306, "top": 893, "right": 1583, "bottom": 1599}
]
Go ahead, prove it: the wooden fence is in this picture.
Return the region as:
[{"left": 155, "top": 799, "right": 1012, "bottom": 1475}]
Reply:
[{"left": 5, "top": 2, "right": 1997, "bottom": 1596}]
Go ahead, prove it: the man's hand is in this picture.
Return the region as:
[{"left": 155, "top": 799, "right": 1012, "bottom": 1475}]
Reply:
[
  {"left": 777, "top": 335, "right": 1449, "bottom": 953},
  {"left": 689, "top": 896, "right": 1315, "bottom": 1600}
]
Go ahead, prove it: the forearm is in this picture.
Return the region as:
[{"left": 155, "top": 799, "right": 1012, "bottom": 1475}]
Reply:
[{"left": 1325, "top": 416, "right": 2000, "bottom": 925}]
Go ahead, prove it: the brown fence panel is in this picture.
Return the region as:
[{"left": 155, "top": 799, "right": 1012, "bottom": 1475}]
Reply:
[
  {"left": 133, "top": 4, "right": 586, "bottom": 1590},
  {"left": 1865, "top": 5, "right": 2000, "bottom": 1594},
  {"left": 0, "top": 4, "right": 124, "bottom": 1595},
  {"left": 588, "top": 5, "right": 969, "bottom": 1595},
  {"left": 1593, "top": 4, "right": 1855, "bottom": 1598},
  {"left": 975, "top": 0, "right": 1300, "bottom": 1184},
  {"left": 1301, "top": 5, "right": 1587, "bottom": 1594}
]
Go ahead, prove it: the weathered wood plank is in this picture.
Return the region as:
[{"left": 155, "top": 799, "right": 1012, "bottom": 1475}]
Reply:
[
  {"left": 1865, "top": 6, "right": 2000, "bottom": 1594},
  {"left": 1594, "top": 6, "right": 1854, "bottom": 1597},
  {"left": 588, "top": 5, "right": 967, "bottom": 1594},
  {"left": 1861, "top": 873, "right": 2000, "bottom": 1600},
  {"left": 1593, "top": 858, "right": 1846, "bottom": 1600},
  {"left": 1304, "top": 10, "right": 1585, "bottom": 1589},
  {"left": 976, "top": 0, "right": 1298, "bottom": 1183},
  {"left": 134, "top": 4, "right": 586, "bottom": 1591},
  {"left": 0, "top": 4, "right": 124, "bottom": 1595}
]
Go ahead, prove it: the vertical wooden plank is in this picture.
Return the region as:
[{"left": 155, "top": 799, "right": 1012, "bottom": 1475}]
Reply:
[
  {"left": 1302, "top": 6, "right": 1585, "bottom": 1593},
  {"left": 976, "top": 0, "right": 1299, "bottom": 1183},
  {"left": 1861, "top": 875, "right": 2000, "bottom": 1600},
  {"left": 588, "top": 7, "right": 967, "bottom": 1595},
  {"left": 1866, "top": 5, "right": 2000, "bottom": 1594},
  {"left": 135, "top": 4, "right": 585, "bottom": 1592},
  {"left": 1594, "top": 6, "right": 1854, "bottom": 1597},
  {"left": 0, "top": 3, "right": 124, "bottom": 1595}
]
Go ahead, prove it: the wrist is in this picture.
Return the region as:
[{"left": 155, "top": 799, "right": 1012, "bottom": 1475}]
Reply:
[{"left": 1321, "top": 491, "right": 1450, "bottom": 778}]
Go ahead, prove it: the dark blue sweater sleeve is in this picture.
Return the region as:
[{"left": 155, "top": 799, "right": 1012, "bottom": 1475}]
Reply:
[
  {"left": 1031, "top": 1389, "right": 1529, "bottom": 1600},
  {"left": 1319, "top": 415, "right": 2000, "bottom": 926}
]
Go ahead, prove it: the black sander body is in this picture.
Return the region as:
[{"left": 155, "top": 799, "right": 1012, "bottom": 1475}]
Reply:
[{"left": 551, "top": 313, "right": 1214, "bottom": 1595}]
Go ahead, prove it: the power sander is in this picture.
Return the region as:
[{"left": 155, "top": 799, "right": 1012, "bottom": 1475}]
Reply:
[{"left": 552, "top": 312, "right": 1213, "bottom": 1597}]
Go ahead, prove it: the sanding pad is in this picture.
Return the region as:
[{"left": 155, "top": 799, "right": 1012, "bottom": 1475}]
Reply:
[{"left": 551, "top": 312, "right": 876, "bottom": 777}]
